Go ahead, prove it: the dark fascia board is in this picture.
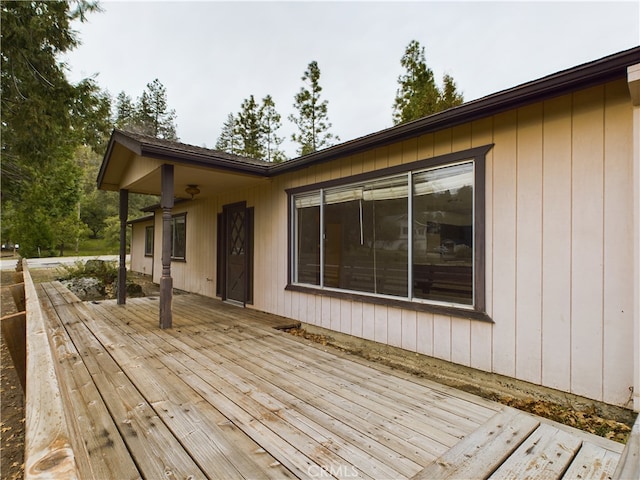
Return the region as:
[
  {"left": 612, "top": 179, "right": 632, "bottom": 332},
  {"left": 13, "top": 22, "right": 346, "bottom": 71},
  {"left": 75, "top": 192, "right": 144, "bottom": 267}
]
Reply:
[
  {"left": 137, "top": 142, "right": 269, "bottom": 176},
  {"left": 268, "top": 45, "right": 640, "bottom": 176},
  {"left": 126, "top": 215, "right": 155, "bottom": 226},
  {"left": 140, "top": 198, "right": 189, "bottom": 213}
]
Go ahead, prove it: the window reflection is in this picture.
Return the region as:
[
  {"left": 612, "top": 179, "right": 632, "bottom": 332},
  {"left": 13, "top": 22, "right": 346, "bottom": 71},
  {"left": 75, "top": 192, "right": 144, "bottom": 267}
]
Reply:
[
  {"left": 292, "top": 160, "right": 474, "bottom": 306},
  {"left": 413, "top": 162, "right": 473, "bottom": 304}
]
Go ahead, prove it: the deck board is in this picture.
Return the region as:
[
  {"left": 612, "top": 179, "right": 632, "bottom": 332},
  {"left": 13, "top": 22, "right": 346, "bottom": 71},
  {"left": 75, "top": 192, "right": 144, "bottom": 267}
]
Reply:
[{"left": 35, "top": 283, "right": 624, "bottom": 479}]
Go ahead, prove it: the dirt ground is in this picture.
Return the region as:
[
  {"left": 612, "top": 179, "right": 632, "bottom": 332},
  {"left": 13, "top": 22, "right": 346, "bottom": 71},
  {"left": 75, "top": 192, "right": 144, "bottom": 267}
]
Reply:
[{"left": 1, "top": 269, "right": 25, "bottom": 480}]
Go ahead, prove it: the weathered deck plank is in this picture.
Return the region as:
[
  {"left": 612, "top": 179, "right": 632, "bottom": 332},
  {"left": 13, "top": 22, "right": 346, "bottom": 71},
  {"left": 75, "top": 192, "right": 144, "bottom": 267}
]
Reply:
[
  {"left": 490, "top": 423, "right": 582, "bottom": 479},
  {"left": 77, "top": 301, "right": 298, "bottom": 479},
  {"left": 412, "top": 408, "right": 540, "bottom": 479},
  {"left": 31, "top": 283, "right": 625, "bottom": 480},
  {"left": 88, "top": 300, "right": 401, "bottom": 479},
  {"left": 37, "top": 284, "right": 141, "bottom": 480},
  {"left": 54, "top": 303, "right": 209, "bottom": 479}
]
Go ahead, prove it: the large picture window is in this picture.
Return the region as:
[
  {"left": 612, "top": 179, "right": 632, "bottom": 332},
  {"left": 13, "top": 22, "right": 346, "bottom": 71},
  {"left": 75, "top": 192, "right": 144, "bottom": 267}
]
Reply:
[{"left": 289, "top": 146, "right": 489, "bottom": 316}]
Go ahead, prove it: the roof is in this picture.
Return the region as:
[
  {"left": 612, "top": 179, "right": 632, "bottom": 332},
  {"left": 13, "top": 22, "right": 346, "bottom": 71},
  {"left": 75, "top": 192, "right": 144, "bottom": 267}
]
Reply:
[
  {"left": 127, "top": 215, "right": 155, "bottom": 225},
  {"left": 99, "top": 45, "right": 640, "bottom": 189},
  {"left": 97, "top": 130, "right": 271, "bottom": 190}
]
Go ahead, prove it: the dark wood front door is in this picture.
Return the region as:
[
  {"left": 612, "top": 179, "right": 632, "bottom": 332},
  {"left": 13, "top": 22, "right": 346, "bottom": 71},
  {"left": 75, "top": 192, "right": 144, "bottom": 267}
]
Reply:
[{"left": 221, "top": 202, "right": 253, "bottom": 305}]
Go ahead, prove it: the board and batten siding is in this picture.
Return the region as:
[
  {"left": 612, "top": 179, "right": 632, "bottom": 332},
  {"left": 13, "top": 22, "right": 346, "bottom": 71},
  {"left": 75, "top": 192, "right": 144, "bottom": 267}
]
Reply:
[
  {"left": 244, "top": 78, "right": 633, "bottom": 407},
  {"left": 129, "top": 220, "right": 153, "bottom": 276}
]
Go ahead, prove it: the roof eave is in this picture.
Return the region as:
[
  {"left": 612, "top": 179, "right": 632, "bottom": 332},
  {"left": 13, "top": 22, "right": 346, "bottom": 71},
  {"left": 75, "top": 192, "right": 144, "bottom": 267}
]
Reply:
[{"left": 269, "top": 45, "right": 639, "bottom": 176}]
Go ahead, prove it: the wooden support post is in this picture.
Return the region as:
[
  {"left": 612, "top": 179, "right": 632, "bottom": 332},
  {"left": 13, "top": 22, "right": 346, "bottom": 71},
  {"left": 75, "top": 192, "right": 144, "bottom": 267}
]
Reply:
[
  {"left": 117, "top": 189, "right": 129, "bottom": 305},
  {"left": 160, "top": 164, "right": 174, "bottom": 329}
]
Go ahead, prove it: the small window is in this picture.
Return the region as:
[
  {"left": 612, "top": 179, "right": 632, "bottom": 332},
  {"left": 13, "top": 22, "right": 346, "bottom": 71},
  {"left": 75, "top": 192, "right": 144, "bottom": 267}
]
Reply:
[
  {"left": 144, "top": 225, "right": 154, "bottom": 256},
  {"left": 171, "top": 214, "right": 186, "bottom": 260}
]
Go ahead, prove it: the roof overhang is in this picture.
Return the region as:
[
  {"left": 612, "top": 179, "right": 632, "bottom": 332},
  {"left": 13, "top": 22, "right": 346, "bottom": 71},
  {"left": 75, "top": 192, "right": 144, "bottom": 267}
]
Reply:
[
  {"left": 98, "top": 130, "right": 270, "bottom": 197},
  {"left": 98, "top": 46, "right": 640, "bottom": 194}
]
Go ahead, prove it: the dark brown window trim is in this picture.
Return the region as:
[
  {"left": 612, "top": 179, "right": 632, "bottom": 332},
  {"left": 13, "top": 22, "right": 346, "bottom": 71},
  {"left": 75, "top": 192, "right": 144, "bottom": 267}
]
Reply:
[
  {"left": 286, "top": 144, "right": 493, "bottom": 322},
  {"left": 285, "top": 144, "right": 493, "bottom": 195},
  {"left": 144, "top": 225, "right": 154, "bottom": 257},
  {"left": 170, "top": 212, "right": 187, "bottom": 261},
  {"left": 285, "top": 284, "right": 493, "bottom": 323}
]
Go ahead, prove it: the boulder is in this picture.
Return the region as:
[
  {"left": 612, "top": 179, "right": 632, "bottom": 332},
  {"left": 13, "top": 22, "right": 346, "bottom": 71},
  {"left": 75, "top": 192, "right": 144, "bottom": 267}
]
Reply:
[{"left": 61, "top": 277, "right": 105, "bottom": 301}]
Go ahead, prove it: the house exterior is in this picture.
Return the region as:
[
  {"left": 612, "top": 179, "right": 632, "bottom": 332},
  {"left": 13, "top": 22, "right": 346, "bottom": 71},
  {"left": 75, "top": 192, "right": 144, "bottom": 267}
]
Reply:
[{"left": 100, "top": 46, "right": 640, "bottom": 412}]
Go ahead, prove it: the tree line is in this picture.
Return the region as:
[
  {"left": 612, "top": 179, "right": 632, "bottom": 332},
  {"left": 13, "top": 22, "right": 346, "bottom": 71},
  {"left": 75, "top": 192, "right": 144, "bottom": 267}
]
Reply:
[{"left": 1, "top": 0, "right": 463, "bottom": 258}]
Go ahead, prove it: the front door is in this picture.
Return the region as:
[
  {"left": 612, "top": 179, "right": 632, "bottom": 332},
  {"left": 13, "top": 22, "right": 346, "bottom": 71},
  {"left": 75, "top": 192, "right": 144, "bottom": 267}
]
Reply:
[{"left": 222, "top": 202, "right": 253, "bottom": 304}]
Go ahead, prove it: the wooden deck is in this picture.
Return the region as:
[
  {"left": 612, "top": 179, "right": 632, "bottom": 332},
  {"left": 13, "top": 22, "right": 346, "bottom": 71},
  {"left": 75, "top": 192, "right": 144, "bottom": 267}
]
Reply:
[{"left": 34, "top": 280, "right": 625, "bottom": 479}]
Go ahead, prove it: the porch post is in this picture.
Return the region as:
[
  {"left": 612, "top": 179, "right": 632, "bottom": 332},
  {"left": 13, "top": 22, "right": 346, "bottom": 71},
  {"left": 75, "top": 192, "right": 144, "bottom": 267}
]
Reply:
[
  {"left": 160, "top": 164, "right": 174, "bottom": 329},
  {"left": 117, "top": 189, "right": 129, "bottom": 305}
]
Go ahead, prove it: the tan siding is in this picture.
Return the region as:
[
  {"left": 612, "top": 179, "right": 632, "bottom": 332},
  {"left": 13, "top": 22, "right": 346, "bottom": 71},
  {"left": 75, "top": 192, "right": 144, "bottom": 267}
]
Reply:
[
  {"left": 541, "top": 95, "right": 573, "bottom": 393},
  {"left": 387, "top": 308, "right": 403, "bottom": 348},
  {"left": 120, "top": 156, "right": 161, "bottom": 190},
  {"left": 571, "top": 85, "right": 605, "bottom": 401},
  {"left": 491, "top": 110, "right": 518, "bottom": 378},
  {"left": 374, "top": 304, "right": 388, "bottom": 344},
  {"left": 471, "top": 117, "right": 494, "bottom": 373},
  {"left": 401, "top": 138, "right": 419, "bottom": 164},
  {"left": 451, "top": 317, "right": 471, "bottom": 367},
  {"left": 602, "top": 80, "right": 634, "bottom": 405},
  {"left": 401, "top": 309, "right": 417, "bottom": 352},
  {"left": 515, "top": 103, "right": 544, "bottom": 385},
  {"left": 433, "top": 314, "right": 452, "bottom": 361},
  {"left": 416, "top": 311, "right": 434, "bottom": 357},
  {"left": 129, "top": 221, "right": 153, "bottom": 275},
  {"left": 417, "top": 133, "right": 435, "bottom": 160}
]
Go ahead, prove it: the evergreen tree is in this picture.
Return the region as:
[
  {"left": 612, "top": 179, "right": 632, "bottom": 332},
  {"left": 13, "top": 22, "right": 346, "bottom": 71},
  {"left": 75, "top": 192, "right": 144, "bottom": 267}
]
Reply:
[
  {"left": 260, "top": 95, "right": 286, "bottom": 162},
  {"left": 134, "top": 79, "right": 178, "bottom": 140},
  {"left": 1, "top": 0, "right": 109, "bottom": 255},
  {"left": 114, "top": 91, "right": 135, "bottom": 129},
  {"left": 392, "top": 40, "right": 464, "bottom": 125},
  {"left": 236, "top": 95, "right": 264, "bottom": 158},
  {"left": 215, "top": 113, "right": 242, "bottom": 154},
  {"left": 438, "top": 73, "right": 464, "bottom": 111},
  {"left": 289, "top": 61, "right": 339, "bottom": 156}
]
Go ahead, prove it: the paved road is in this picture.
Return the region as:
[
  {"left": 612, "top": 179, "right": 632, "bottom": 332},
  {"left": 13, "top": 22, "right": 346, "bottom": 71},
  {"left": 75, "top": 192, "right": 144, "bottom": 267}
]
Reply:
[{"left": 0, "top": 255, "right": 128, "bottom": 271}]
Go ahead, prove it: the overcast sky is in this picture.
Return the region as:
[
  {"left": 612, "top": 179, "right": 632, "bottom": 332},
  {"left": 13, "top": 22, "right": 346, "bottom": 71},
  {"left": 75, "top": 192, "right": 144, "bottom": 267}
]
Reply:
[{"left": 64, "top": 1, "right": 640, "bottom": 158}]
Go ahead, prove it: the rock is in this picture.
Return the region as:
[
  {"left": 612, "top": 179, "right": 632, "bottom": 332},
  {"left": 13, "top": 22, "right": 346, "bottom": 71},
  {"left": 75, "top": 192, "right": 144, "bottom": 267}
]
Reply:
[
  {"left": 125, "top": 282, "right": 144, "bottom": 297},
  {"left": 61, "top": 277, "right": 105, "bottom": 301}
]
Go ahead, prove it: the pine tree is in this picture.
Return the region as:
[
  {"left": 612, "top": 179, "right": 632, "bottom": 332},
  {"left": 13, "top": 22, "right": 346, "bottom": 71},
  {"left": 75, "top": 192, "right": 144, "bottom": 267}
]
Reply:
[
  {"left": 260, "top": 95, "right": 286, "bottom": 162},
  {"left": 289, "top": 61, "right": 339, "bottom": 156},
  {"left": 236, "top": 95, "right": 264, "bottom": 159},
  {"left": 215, "top": 113, "right": 242, "bottom": 154},
  {"left": 1, "top": 0, "right": 108, "bottom": 255},
  {"left": 114, "top": 91, "right": 135, "bottom": 129},
  {"left": 134, "top": 79, "right": 178, "bottom": 140},
  {"left": 438, "top": 74, "right": 464, "bottom": 111},
  {"left": 392, "top": 40, "right": 464, "bottom": 125}
]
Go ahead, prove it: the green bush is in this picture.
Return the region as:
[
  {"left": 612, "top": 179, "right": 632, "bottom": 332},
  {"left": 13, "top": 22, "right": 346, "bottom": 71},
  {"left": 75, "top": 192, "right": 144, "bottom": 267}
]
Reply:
[{"left": 58, "top": 259, "right": 118, "bottom": 285}]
